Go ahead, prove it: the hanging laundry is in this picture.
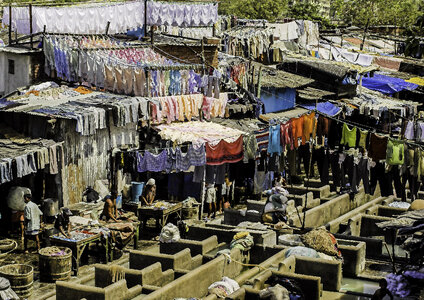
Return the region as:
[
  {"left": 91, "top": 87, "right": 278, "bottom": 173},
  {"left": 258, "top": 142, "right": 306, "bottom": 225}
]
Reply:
[
  {"left": 3, "top": 1, "right": 145, "bottom": 34},
  {"left": 340, "top": 123, "right": 357, "bottom": 148},
  {"left": 369, "top": 133, "right": 388, "bottom": 162},
  {"left": 137, "top": 150, "right": 168, "bottom": 173},
  {"left": 268, "top": 124, "right": 282, "bottom": 155},
  {"left": 291, "top": 115, "right": 304, "bottom": 148},
  {"left": 280, "top": 120, "right": 293, "bottom": 150},
  {"left": 175, "top": 145, "right": 206, "bottom": 172},
  {"left": 146, "top": 2, "right": 218, "bottom": 27},
  {"left": 386, "top": 139, "right": 405, "bottom": 166},
  {"left": 206, "top": 136, "right": 244, "bottom": 165}
]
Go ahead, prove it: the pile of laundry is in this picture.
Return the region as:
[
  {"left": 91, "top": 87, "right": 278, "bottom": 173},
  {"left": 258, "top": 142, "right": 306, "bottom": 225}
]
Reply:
[
  {"left": 280, "top": 228, "right": 343, "bottom": 261},
  {"left": 230, "top": 232, "right": 254, "bottom": 251},
  {"left": 159, "top": 223, "right": 180, "bottom": 243},
  {"left": 39, "top": 246, "right": 70, "bottom": 257},
  {"left": 207, "top": 276, "right": 239, "bottom": 298},
  {"left": 386, "top": 270, "right": 424, "bottom": 298},
  {"left": 261, "top": 274, "right": 306, "bottom": 300}
]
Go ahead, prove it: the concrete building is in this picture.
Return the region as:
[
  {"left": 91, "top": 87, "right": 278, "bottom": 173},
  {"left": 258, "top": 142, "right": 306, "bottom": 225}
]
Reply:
[{"left": 0, "top": 47, "right": 42, "bottom": 97}]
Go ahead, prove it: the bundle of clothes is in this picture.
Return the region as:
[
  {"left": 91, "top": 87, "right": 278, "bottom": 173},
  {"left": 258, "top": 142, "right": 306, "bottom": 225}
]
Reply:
[{"left": 280, "top": 228, "right": 343, "bottom": 262}]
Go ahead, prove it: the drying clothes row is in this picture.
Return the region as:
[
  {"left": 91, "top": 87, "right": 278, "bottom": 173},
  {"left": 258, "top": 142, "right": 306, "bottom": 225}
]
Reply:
[
  {"left": 136, "top": 144, "right": 206, "bottom": 173},
  {"left": 403, "top": 119, "right": 424, "bottom": 142},
  {"left": 280, "top": 132, "right": 424, "bottom": 199},
  {"left": 222, "top": 27, "right": 272, "bottom": 59},
  {"left": 149, "top": 93, "right": 228, "bottom": 124},
  {"left": 158, "top": 25, "right": 214, "bottom": 39},
  {"left": 136, "top": 138, "right": 244, "bottom": 174},
  {"left": 44, "top": 36, "right": 210, "bottom": 98},
  {"left": 146, "top": 1, "right": 218, "bottom": 27},
  {"left": 0, "top": 144, "right": 63, "bottom": 184},
  {"left": 2, "top": 1, "right": 144, "bottom": 35},
  {"left": 352, "top": 92, "right": 417, "bottom": 120},
  {"left": 2, "top": 1, "right": 218, "bottom": 35},
  {"left": 219, "top": 61, "right": 249, "bottom": 91},
  {"left": 253, "top": 112, "right": 318, "bottom": 156}
]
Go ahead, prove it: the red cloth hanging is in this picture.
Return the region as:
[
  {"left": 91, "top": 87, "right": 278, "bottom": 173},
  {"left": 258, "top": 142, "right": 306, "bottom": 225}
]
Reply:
[{"left": 206, "top": 136, "right": 244, "bottom": 165}]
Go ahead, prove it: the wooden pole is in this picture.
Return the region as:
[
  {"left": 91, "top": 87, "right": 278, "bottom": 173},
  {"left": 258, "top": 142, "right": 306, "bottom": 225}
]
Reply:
[
  {"left": 8, "top": 6, "right": 12, "bottom": 45},
  {"left": 256, "top": 66, "right": 263, "bottom": 98},
  {"left": 199, "top": 174, "right": 205, "bottom": 220},
  {"left": 105, "top": 21, "right": 110, "bottom": 35},
  {"left": 29, "top": 4, "right": 33, "bottom": 49},
  {"left": 144, "top": 0, "right": 147, "bottom": 38},
  {"left": 251, "top": 65, "right": 256, "bottom": 95},
  {"left": 360, "top": 18, "right": 370, "bottom": 51}
]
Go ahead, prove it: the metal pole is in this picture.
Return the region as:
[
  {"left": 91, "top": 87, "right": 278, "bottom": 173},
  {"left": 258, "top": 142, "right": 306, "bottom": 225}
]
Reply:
[
  {"left": 144, "top": 0, "right": 148, "bottom": 38},
  {"left": 8, "top": 6, "right": 12, "bottom": 45},
  {"left": 29, "top": 4, "right": 33, "bottom": 49}
]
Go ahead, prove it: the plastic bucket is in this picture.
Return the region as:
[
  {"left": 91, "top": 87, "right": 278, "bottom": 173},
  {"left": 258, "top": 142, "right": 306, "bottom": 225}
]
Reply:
[{"left": 131, "top": 182, "right": 145, "bottom": 203}]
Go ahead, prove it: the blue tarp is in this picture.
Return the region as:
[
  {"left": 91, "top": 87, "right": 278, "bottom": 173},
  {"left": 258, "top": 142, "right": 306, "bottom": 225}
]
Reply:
[
  {"left": 303, "top": 101, "right": 341, "bottom": 116},
  {"left": 361, "top": 73, "right": 418, "bottom": 95},
  {"left": 260, "top": 87, "right": 296, "bottom": 113}
]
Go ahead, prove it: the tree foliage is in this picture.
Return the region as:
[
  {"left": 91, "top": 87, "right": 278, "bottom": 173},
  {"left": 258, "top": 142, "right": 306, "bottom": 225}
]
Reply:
[
  {"left": 332, "top": 0, "right": 424, "bottom": 28},
  {"left": 287, "top": 2, "right": 332, "bottom": 28},
  {"left": 218, "top": 0, "right": 288, "bottom": 22}
]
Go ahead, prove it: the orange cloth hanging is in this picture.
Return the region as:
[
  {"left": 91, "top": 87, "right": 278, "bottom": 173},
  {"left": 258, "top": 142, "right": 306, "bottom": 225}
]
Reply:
[
  {"left": 291, "top": 115, "right": 304, "bottom": 148},
  {"left": 302, "top": 112, "right": 316, "bottom": 143}
]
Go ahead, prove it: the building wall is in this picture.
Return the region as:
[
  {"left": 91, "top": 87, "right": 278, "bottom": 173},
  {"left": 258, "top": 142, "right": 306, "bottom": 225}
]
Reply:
[
  {"left": 0, "top": 52, "right": 30, "bottom": 97},
  {"left": 0, "top": 111, "right": 139, "bottom": 206},
  {"left": 59, "top": 117, "right": 139, "bottom": 206}
]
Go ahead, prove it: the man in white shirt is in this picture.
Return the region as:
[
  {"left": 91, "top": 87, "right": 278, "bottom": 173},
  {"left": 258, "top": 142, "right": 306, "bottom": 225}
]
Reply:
[{"left": 24, "top": 194, "right": 43, "bottom": 253}]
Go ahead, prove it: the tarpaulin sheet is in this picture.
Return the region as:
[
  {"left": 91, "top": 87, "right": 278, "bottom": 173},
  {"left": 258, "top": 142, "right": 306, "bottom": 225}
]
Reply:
[
  {"left": 260, "top": 87, "right": 296, "bottom": 113},
  {"left": 303, "top": 101, "right": 340, "bottom": 116},
  {"left": 361, "top": 73, "right": 418, "bottom": 95}
]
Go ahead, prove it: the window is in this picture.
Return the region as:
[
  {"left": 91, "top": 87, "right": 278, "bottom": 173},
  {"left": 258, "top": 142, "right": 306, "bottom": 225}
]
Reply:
[{"left": 8, "top": 59, "right": 15, "bottom": 75}]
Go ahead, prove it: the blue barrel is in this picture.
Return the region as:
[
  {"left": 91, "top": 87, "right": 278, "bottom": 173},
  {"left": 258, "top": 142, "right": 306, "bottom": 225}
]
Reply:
[{"left": 131, "top": 182, "right": 145, "bottom": 203}]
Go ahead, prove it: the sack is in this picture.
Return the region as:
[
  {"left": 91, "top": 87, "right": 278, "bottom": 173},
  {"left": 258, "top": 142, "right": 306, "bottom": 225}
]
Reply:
[{"left": 6, "top": 186, "right": 30, "bottom": 211}]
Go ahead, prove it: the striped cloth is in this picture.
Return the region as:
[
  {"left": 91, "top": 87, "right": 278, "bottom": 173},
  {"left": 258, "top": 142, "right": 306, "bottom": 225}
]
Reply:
[{"left": 255, "top": 128, "right": 270, "bottom": 152}]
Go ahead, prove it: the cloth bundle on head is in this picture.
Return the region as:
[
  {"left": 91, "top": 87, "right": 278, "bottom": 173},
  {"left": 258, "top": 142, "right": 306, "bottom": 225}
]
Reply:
[
  {"left": 301, "top": 228, "right": 342, "bottom": 257},
  {"left": 159, "top": 223, "right": 180, "bottom": 243},
  {"left": 146, "top": 178, "right": 156, "bottom": 186}
]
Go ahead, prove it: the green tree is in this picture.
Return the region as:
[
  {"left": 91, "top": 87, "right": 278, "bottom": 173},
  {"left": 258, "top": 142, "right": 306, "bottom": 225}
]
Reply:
[
  {"left": 287, "top": 2, "right": 332, "bottom": 28},
  {"left": 332, "top": 0, "right": 423, "bottom": 28},
  {"left": 219, "top": 0, "right": 288, "bottom": 22}
]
